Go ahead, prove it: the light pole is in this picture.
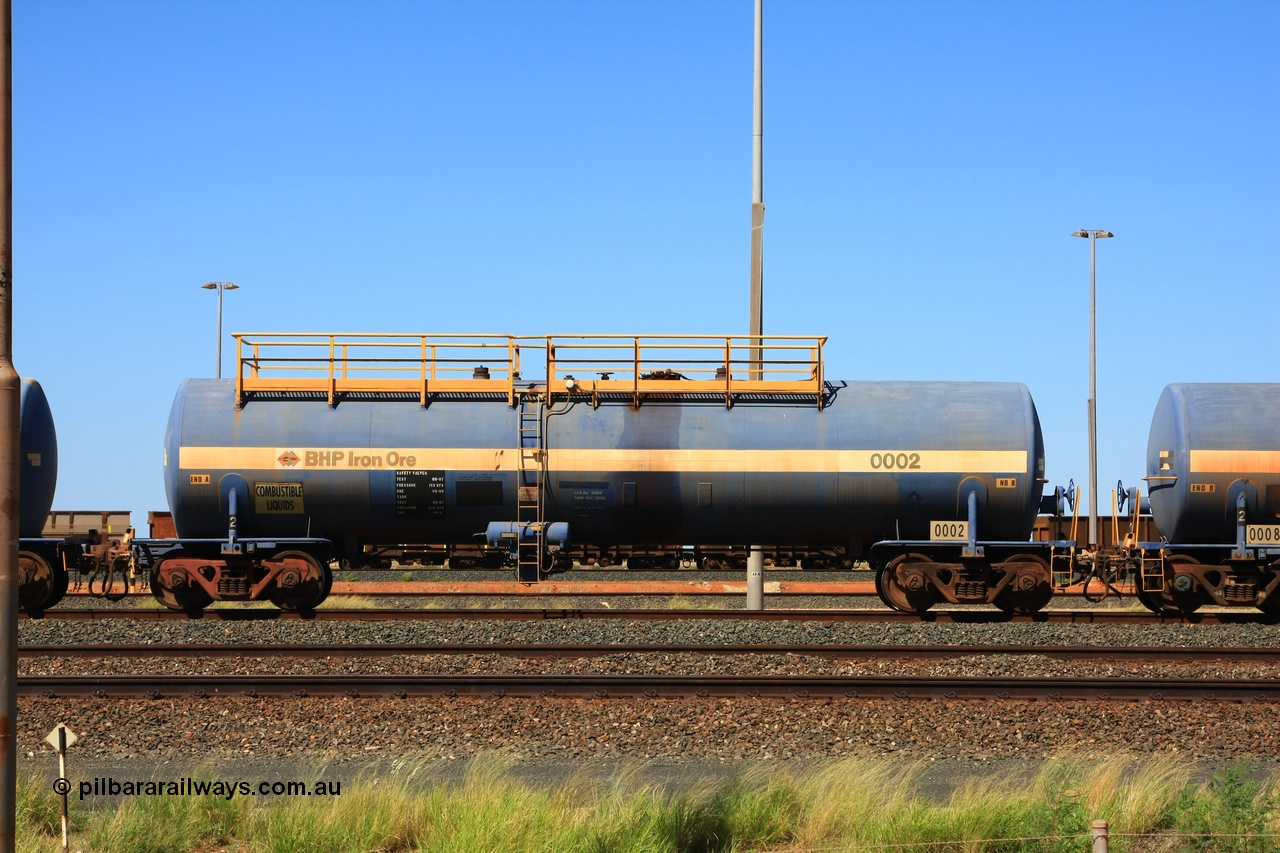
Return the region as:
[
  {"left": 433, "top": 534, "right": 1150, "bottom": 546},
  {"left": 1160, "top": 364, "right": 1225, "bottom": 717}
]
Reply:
[
  {"left": 1070, "top": 229, "right": 1113, "bottom": 549},
  {"left": 201, "top": 281, "right": 239, "bottom": 379},
  {"left": 746, "top": 0, "right": 765, "bottom": 611}
]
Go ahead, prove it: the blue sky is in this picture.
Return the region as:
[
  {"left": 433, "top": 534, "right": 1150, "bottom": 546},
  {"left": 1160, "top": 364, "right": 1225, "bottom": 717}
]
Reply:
[{"left": 16, "top": 0, "right": 1279, "bottom": 529}]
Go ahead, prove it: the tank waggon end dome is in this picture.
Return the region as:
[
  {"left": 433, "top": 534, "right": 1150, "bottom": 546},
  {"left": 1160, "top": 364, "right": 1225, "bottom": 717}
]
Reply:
[
  {"left": 1134, "top": 383, "right": 1280, "bottom": 614},
  {"left": 129, "top": 332, "right": 1062, "bottom": 613}
]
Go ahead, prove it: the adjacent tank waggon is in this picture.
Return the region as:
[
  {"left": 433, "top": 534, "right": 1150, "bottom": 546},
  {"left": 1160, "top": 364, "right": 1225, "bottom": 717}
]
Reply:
[
  {"left": 1136, "top": 383, "right": 1280, "bottom": 613},
  {"left": 17, "top": 378, "right": 70, "bottom": 611},
  {"left": 133, "top": 333, "right": 1052, "bottom": 612}
]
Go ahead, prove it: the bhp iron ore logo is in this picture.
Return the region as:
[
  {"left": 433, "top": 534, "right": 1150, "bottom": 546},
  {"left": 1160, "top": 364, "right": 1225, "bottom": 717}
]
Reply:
[{"left": 277, "top": 450, "right": 300, "bottom": 468}]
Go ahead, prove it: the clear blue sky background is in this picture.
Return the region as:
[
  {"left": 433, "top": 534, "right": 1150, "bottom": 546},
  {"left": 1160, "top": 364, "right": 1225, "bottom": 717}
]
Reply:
[{"left": 16, "top": 0, "right": 1279, "bottom": 529}]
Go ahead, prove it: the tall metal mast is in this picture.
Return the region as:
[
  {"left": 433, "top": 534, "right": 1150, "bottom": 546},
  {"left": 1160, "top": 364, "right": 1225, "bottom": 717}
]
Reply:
[{"left": 746, "top": 0, "right": 765, "bottom": 611}]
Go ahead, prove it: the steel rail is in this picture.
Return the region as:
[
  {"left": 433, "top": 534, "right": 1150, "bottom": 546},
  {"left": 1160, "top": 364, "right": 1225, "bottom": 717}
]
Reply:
[
  {"left": 17, "top": 672, "right": 1280, "bottom": 702},
  {"left": 23, "top": 608, "right": 1280, "bottom": 626},
  {"left": 60, "top": 580, "right": 1137, "bottom": 597},
  {"left": 18, "top": 643, "right": 1280, "bottom": 664}
]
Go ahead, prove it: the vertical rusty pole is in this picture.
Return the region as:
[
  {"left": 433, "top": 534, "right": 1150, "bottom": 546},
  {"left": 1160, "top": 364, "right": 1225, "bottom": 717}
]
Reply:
[
  {"left": 745, "top": 0, "right": 765, "bottom": 611},
  {"left": 0, "top": 1, "right": 17, "bottom": 850}
]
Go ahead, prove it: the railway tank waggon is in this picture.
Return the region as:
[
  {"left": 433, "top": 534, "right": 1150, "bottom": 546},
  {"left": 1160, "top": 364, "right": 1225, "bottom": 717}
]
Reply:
[
  {"left": 1137, "top": 383, "right": 1280, "bottom": 614},
  {"left": 17, "top": 378, "right": 67, "bottom": 611},
  {"left": 131, "top": 332, "right": 1054, "bottom": 612}
]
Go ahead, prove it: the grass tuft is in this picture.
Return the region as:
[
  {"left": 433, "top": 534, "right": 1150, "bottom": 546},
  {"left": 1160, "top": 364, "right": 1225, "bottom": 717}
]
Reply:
[
  {"left": 316, "top": 594, "right": 382, "bottom": 610},
  {"left": 85, "top": 778, "right": 249, "bottom": 853}
]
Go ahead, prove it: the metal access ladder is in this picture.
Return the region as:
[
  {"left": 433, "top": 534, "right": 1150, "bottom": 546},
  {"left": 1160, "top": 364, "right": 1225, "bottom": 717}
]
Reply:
[{"left": 516, "top": 395, "right": 544, "bottom": 581}]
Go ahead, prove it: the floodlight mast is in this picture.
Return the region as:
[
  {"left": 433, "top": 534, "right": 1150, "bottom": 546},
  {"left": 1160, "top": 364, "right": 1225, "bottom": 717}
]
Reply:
[
  {"left": 1070, "top": 228, "right": 1114, "bottom": 551},
  {"left": 202, "top": 281, "right": 240, "bottom": 379},
  {"left": 746, "top": 0, "right": 765, "bottom": 611}
]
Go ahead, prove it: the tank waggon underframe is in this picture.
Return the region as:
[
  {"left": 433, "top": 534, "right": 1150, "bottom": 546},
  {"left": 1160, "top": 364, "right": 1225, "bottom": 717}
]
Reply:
[
  {"left": 1123, "top": 490, "right": 1280, "bottom": 614},
  {"left": 868, "top": 542, "right": 1060, "bottom": 614},
  {"left": 20, "top": 530, "right": 141, "bottom": 613},
  {"left": 866, "top": 489, "right": 1065, "bottom": 614},
  {"left": 132, "top": 536, "right": 337, "bottom": 611},
  {"left": 1131, "top": 544, "right": 1280, "bottom": 614}
]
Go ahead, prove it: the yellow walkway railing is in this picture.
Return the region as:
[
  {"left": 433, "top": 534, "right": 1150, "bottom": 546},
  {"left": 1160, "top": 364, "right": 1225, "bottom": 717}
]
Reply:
[{"left": 233, "top": 333, "right": 827, "bottom": 409}]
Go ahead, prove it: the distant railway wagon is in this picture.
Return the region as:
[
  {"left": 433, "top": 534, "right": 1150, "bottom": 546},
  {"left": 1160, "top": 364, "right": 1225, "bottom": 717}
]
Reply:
[{"left": 43, "top": 510, "right": 132, "bottom": 539}]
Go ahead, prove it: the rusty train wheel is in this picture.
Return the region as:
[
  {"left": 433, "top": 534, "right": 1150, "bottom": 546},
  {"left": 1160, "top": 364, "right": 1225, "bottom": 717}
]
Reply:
[
  {"left": 877, "top": 553, "right": 939, "bottom": 613},
  {"left": 1134, "top": 583, "right": 1163, "bottom": 615},
  {"left": 1144, "top": 554, "right": 1207, "bottom": 615},
  {"left": 18, "top": 551, "right": 58, "bottom": 612},
  {"left": 149, "top": 557, "right": 214, "bottom": 612},
  {"left": 265, "top": 550, "right": 331, "bottom": 611},
  {"left": 993, "top": 553, "right": 1054, "bottom": 614}
]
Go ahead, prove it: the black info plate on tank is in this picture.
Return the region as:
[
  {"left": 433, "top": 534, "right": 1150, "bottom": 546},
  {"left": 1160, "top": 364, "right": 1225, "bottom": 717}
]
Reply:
[{"left": 395, "top": 469, "right": 447, "bottom": 518}]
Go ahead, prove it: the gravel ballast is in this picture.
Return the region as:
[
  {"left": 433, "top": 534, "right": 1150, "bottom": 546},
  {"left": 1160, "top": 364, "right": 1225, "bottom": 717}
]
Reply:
[{"left": 18, "top": 610, "right": 1280, "bottom": 775}]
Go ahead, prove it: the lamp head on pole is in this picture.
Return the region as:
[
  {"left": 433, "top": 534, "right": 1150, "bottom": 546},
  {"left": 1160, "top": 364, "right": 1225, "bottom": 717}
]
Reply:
[
  {"left": 202, "top": 281, "right": 239, "bottom": 291},
  {"left": 1070, "top": 229, "right": 1114, "bottom": 239}
]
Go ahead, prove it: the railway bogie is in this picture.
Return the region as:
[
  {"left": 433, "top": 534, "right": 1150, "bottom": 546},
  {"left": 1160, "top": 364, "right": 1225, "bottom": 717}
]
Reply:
[
  {"left": 135, "top": 541, "right": 335, "bottom": 611},
  {"left": 869, "top": 544, "right": 1056, "bottom": 613}
]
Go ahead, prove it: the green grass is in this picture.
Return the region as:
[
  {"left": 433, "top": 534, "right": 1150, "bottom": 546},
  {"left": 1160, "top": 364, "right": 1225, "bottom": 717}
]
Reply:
[{"left": 17, "top": 755, "right": 1280, "bottom": 852}]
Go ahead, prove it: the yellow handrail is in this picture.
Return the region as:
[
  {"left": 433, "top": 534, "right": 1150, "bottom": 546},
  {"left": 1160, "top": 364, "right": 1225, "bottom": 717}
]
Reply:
[{"left": 231, "top": 333, "right": 829, "bottom": 409}]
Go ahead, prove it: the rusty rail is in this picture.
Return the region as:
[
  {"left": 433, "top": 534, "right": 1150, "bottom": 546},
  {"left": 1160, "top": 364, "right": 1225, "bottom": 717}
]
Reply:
[
  {"left": 22, "top": 608, "right": 1280, "bottom": 626},
  {"left": 19, "top": 643, "right": 1280, "bottom": 664},
  {"left": 18, "top": 672, "right": 1280, "bottom": 701}
]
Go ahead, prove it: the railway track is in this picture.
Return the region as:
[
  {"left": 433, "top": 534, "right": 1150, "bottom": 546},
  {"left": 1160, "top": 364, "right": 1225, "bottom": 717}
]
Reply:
[
  {"left": 24, "top": 607, "right": 1280, "bottom": 625},
  {"left": 61, "top": 579, "right": 1136, "bottom": 598},
  {"left": 18, "top": 671, "right": 1280, "bottom": 701},
  {"left": 20, "top": 643, "right": 1280, "bottom": 664}
]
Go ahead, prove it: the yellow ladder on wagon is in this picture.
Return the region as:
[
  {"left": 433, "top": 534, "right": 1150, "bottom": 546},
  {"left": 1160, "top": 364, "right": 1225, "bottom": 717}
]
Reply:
[{"left": 516, "top": 395, "right": 545, "bottom": 582}]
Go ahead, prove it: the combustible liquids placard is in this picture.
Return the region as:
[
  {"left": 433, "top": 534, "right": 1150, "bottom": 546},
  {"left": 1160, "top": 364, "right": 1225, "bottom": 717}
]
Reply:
[{"left": 254, "top": 482, "right": 305, "bottom": 514}]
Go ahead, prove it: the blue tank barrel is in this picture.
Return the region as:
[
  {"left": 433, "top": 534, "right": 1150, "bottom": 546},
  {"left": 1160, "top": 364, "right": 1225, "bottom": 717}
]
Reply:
[
  {"left": 1145, "top": 383, "right": 1280, "bottom": 544},
  {"left": 163, "top": 378, "right": 1045, "bottom": 557}
]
